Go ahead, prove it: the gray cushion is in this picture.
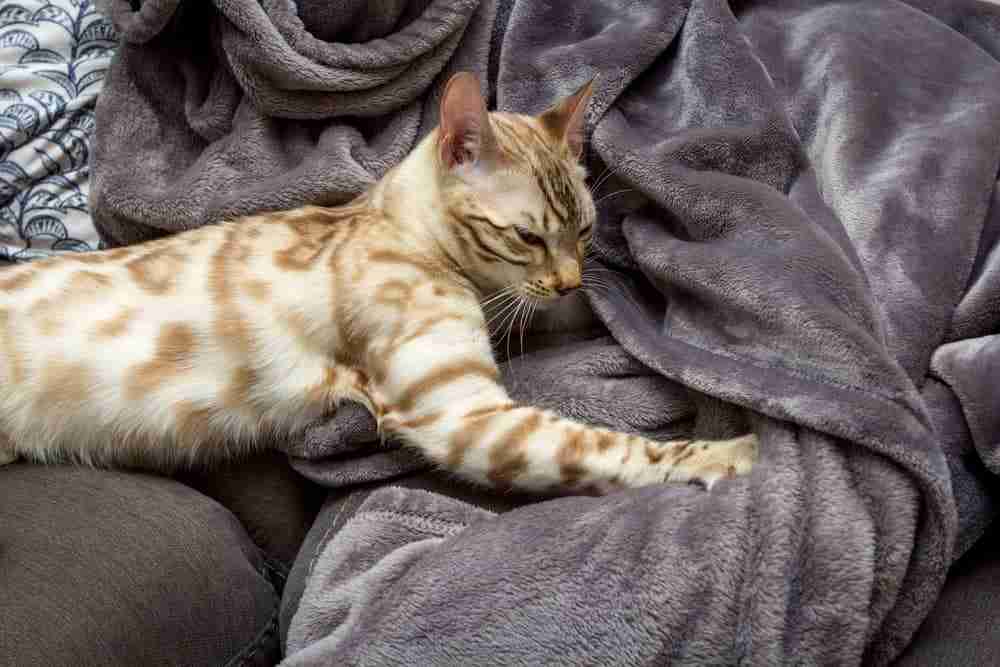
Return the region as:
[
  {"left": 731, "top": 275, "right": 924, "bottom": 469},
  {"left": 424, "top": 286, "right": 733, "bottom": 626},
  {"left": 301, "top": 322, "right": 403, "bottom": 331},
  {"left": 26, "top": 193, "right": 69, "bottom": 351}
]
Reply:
[
  {"left": 896, "top": 523, "right": 1000, "bottom": 666},
  {"left": 178, "top": 451, "right": 325, "bottom": 568},
  {"left": 0, "top": 463, "right": 282, "bottom": 666}
]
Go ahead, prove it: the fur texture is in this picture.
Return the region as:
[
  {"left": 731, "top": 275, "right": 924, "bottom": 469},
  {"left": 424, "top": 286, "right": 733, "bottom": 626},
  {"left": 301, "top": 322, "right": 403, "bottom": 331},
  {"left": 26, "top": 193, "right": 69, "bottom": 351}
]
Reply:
[{"left": 0, "top": 73, "right": 756, "bottom": 493}]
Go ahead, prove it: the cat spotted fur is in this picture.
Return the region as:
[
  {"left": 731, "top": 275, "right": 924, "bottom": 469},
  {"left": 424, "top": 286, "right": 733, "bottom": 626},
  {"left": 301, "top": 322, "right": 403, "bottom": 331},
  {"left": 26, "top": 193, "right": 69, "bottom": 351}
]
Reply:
[{"left": 0, "top": 72, "right": 756, "bottom": 494}]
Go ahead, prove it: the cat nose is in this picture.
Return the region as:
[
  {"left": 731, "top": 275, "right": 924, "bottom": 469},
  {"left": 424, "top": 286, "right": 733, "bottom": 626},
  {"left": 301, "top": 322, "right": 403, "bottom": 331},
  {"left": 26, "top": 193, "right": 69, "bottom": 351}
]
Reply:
[
  {"left": 555, "top": 273, "right": 581, "bottom": 295},
  {"left": 554, "top": 262, "right": 581, "bottom": 295}
]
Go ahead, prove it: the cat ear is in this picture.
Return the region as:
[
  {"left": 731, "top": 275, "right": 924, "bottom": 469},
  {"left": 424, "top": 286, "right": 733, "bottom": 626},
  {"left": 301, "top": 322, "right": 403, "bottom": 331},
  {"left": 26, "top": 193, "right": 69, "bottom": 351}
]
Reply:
[
  {"left": 438, "top": 72, "right": 500, "bottom": 171},
  {"left": 539, "top": 77, "right": 595, "bottom": 160}
]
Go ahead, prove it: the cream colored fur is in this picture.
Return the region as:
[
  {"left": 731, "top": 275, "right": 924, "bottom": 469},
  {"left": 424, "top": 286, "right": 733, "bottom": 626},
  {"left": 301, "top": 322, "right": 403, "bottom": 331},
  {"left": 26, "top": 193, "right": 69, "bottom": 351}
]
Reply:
[{"left": 0, "top": 73, "right": 756, "bottom": 494}]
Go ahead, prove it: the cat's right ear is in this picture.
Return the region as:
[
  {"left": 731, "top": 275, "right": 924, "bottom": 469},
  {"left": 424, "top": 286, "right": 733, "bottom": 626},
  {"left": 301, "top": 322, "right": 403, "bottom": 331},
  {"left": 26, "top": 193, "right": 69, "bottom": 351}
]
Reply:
[
  {"left": 539, "top": 77, "right": 595, "bottom": 161},
  {"left": 438, "top": 72, "right": 500, "bottom": 171}
]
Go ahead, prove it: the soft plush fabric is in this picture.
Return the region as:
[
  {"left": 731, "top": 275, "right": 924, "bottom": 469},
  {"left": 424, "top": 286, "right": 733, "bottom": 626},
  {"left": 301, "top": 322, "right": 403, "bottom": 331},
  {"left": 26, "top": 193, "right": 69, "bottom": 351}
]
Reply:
[
  {"left": 90, "top": 0, "right": 491, "bottom": 245},
  {"left": 931, "top": 335, "right": 1000, "bottom": 477},
  {"left": 91, "top": 1, "right": 1000, "bottom": 666},
  {"left": 897, "top": 523, "right": 1000, "bottom": 666},
  {"left": 176, "top": 450, "right": 327, "bottom": 568},
  {"left": 0, "top": 463, "right": 283, "bottom": 666},
  {"left": 0, "top": 0, "right": 115, "bottom": 261}
]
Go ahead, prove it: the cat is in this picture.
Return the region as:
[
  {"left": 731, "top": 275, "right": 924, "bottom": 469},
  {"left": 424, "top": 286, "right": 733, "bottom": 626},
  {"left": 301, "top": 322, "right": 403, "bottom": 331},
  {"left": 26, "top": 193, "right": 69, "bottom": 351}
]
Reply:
[{"left": 0, "top": 72, "right": 756, "bottom": 494}]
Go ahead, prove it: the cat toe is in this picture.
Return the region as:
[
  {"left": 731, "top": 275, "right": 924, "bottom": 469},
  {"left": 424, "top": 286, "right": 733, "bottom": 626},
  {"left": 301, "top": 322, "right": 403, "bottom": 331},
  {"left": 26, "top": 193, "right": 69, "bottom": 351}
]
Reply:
[{"left": 665, "top": 433, "right": 758, "bottom": 489}]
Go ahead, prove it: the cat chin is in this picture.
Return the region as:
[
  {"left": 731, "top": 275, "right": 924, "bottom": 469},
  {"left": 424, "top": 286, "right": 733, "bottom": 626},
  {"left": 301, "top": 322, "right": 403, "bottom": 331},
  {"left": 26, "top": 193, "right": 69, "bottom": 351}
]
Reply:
[{"left": 528, "top": 290, "right": 598, "bottom": 332}]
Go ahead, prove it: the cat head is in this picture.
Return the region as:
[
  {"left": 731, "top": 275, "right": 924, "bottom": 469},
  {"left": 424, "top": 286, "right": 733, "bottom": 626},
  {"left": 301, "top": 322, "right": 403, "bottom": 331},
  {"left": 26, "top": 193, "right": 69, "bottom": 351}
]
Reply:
[{"left": 435, "top": 72, "right": 596, "bottom": 309}]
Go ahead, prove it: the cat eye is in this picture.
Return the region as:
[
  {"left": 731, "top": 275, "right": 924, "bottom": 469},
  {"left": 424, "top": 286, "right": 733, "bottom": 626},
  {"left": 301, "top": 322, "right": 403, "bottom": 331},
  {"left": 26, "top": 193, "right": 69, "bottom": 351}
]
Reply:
[{"left": 515, "top": 228, "right": 545, "bottom": 246}]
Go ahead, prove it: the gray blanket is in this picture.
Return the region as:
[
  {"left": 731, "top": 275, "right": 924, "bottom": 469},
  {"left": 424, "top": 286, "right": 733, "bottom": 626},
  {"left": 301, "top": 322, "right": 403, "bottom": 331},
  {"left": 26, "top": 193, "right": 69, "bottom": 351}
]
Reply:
[{"left": 93, "top": 0, "right": 1000, "bottom": 665}]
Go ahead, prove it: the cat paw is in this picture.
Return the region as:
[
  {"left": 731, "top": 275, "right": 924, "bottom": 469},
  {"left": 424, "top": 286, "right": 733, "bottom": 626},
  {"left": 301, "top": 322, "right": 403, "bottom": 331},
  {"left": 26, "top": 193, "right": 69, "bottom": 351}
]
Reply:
[{"left": 665, "top": 433, "right": 758, "bottom": 490}]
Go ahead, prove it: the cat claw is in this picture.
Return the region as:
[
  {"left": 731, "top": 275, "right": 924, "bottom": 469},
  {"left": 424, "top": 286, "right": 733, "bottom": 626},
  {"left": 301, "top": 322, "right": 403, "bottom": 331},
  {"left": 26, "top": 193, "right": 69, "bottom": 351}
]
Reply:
[{"left": 666, "top": 433, "right": 758, "bottom": 489}]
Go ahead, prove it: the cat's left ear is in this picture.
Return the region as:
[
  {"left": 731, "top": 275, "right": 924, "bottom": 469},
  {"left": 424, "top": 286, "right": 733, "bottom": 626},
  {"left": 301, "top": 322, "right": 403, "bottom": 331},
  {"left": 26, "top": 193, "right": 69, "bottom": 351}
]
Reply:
[{"left": 539, "top": 77, "right": 595, "bottom": 160}]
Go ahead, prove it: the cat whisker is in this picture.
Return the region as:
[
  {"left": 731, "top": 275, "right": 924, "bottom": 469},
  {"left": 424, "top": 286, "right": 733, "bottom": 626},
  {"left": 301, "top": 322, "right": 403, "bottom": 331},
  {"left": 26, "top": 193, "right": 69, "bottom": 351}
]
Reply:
[
  {"left": 485, "top": 295, "right": 522, "bottom": 331},
  {"left": 481, "top": 296, "right": 518, "bottom": 318},
  {"left": 582, "top": 276, "right": 615, "bottom": 286},
  {"left": 581, "top": 281, "right": 611, "bottom": 294},
  {"left": 526, "top": 299, "right": 540, "bottom": 355},
  {"left": 484, "top": 298, "right": 514, "bottom": 327},
  {"left": 582, "top": 272, "right": 617, "bottom": 288},
  {"left": 482, "top": 290, "right": 517, "bottom": 315},
  {"left": 483, "top": 295, "right": 517, "bottom": 317},
  {"left": 518, "top": 296, "right": 536, "bottom": 359},
  {"left": 594, "top": 188, "right": 634, "bottom": 205},
  {"left": 588, "top": 166, "right": 613, "bottom": 195},
  {"left": 582, "top": 273, "right": 648, "bottom": 315},
  {"left": 583, "top": 270, "right": 620, "bottom": 281},
  {"left": 588, "top": 161, "right": 622, "bottom": 195},
  {"left": 480, "top": 285, "right": 517, "bottom": 309},
  {"left": 492, "top": 295, "right": 522, "bottom": 343},
  {"left": 582, "top": 262, "right": 616, "bottom": 272},
  {"left": 582, "top": 272, "right": 617, "bottom": 290},
  {"left": 504, "top": 297, "right": 526, "bottom": 364}
]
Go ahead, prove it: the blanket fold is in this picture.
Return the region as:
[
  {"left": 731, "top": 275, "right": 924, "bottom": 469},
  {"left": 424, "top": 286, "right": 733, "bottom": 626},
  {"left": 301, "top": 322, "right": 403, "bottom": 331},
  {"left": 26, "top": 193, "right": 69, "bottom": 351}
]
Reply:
[
  {"left": 93, "top": 0, "right": 496, "bottom": 243},
  {"left": 91, "top": 0, "right": 1000, "bottom": 665}
]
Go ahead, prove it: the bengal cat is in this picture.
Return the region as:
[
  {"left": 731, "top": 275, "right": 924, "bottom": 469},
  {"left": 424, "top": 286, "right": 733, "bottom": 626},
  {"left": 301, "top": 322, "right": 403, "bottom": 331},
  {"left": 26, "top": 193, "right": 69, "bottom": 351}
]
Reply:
[{"left": 0, "top": 72, "right": 756, "bottom": 494}]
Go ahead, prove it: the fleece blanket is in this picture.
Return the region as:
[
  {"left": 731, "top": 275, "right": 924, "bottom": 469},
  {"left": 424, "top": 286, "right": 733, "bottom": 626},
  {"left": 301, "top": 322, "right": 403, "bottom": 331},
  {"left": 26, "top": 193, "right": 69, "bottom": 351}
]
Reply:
[{"left": 92, "top": 0, "right": 1000, "bottom": 665}]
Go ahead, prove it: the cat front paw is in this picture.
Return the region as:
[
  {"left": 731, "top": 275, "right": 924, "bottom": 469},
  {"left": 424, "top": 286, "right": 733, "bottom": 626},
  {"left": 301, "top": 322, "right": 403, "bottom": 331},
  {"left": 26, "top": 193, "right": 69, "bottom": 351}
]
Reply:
[{"left": 665, "top": 433, "right": 758, "bottom": 490}]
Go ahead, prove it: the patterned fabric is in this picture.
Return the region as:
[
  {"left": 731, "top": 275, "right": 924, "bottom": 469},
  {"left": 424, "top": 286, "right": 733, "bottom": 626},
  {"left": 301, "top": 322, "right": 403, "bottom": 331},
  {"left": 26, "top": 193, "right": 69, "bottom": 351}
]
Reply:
[{"left": 0, "top": 0, "right": 115, "bottom": 262}]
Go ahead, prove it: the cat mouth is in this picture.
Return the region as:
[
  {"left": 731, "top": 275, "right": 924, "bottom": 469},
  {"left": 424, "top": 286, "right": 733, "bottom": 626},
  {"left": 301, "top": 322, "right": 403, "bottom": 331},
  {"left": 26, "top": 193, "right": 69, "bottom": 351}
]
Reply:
[
  {"left": 518, "top": 287, "right": 558, "bottom": 303},
  {"left": 521, "top": 290, "right": 574, "bottom": 310}
]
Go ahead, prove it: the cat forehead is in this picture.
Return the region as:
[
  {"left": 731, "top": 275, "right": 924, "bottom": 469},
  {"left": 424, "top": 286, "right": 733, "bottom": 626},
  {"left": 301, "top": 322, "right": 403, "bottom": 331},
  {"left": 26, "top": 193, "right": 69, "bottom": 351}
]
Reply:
[
  {"left": 491, "top": 112, "right": 566, "bottom": 162},
  {"left": 468, "top": 168, "right": 543, "bottom": 217},
  {"left": 492, "top": 114, "right": 585, "bottom": 195}
]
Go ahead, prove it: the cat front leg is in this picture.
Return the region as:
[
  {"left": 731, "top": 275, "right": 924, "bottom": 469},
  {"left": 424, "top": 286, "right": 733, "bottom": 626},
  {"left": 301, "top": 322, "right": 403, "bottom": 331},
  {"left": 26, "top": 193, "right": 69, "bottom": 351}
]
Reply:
[
  {"left": 388, "top": 397, "right": 757, "bottom": 494},
  {"left": 369, "top": 306, "right": 757, "bottom": 494}
]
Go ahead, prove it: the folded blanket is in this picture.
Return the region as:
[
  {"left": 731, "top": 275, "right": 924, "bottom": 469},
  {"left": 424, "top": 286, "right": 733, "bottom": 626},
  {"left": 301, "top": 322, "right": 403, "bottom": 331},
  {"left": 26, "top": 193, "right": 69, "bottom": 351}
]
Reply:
[
  {"left": 93, "top": 0, "right": 1000, "bottom": 665},
  {"left": 92, "top": 0, "right": 491, "bottom": 244}
]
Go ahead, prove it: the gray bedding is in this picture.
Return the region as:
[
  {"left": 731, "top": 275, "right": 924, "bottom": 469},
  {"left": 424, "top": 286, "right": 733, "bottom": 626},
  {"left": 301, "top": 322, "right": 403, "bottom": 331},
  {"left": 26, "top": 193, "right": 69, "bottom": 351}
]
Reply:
[{"left": 93, "top": 0, "right": 1000, "bottom": 665}]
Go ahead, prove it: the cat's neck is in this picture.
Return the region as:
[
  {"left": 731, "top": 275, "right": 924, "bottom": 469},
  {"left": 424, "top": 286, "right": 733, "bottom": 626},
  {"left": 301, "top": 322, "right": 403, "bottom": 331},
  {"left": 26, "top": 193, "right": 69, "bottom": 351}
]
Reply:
[
  {"left": 370, "top": 133, "right": 444, "bottom": 241},
  {"left": 367, "top": 132, "right": 469, "bottom": 276}
]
